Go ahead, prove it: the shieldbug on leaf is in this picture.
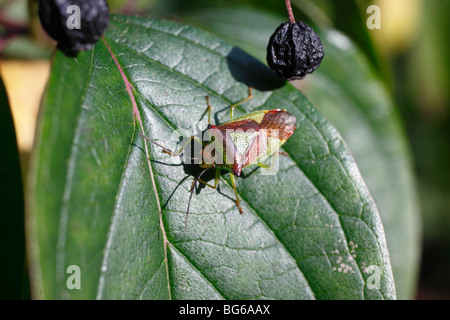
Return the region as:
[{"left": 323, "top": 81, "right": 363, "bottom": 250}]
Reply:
[{"left": 140, "top": 87, "right": 297, "bottom": 228}]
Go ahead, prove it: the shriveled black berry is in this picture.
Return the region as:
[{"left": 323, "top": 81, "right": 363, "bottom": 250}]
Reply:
[
  {"left": 267, "top": 21, "right": 324, "bottom": 80},
  {"left": 38, "top": 0, "right": 109, "bottom": 57}
]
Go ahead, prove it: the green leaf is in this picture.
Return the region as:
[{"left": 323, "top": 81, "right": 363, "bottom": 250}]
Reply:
[
  {"left": 29, "top": 15, "right": 395, "bottom": 299},
  {"left": 0, "top": 75, "right": 26, "bottom": 299},
  {"left": 183, "top": 8, "right": 420, "bottom": 299}
]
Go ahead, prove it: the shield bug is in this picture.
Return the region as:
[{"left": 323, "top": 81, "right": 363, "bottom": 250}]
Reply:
[{"left": 140, "top": 87, "right": 297, "bottom": 228}]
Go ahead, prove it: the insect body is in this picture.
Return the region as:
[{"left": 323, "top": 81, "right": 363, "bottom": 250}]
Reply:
[
  {"left": 140, "top": 87, "right": 297, "bottom": 227},
  {"left": 201, "top": 109, "right": 296, "bottom": 177}
]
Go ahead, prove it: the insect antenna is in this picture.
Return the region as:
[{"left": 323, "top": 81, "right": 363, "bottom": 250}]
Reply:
[
  {"left": 138, "top": 131, "right": 198, "bottom": 162},
  {"left": 185, "top": 167, "right": 210, "bottom": 232}
]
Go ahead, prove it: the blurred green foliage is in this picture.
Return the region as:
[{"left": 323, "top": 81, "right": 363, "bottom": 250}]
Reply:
[{"left": 398, "top": 0, "right": 450, "bottom": 297}]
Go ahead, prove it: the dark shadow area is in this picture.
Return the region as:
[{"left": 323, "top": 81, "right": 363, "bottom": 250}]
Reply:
[
  {"left": 226, "top": 47, "right": 285, "bottom": 91},
  {"left": 417, "top": 240, "right": 450, "bottom": 299}
]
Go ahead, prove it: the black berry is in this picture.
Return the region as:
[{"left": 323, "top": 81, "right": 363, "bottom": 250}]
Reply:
[
  {"left": 38, "top": 0, "right": 109, "bottom": 57},
  {"left": 267, "top": 21, "right": 324, "bottom": 80}
]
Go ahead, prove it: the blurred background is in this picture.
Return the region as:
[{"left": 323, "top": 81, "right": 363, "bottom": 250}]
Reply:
[{"left": 0, "top": 0, "right": 449, "bottom": 299}]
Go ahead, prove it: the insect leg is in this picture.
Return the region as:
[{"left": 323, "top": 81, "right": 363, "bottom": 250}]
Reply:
[
  {"left": 256, "top": 149, "right": 288, "bottom": 173},
  {"left": 256, "top": 150, "right": 279, "bottom": 171},
  {"left": 197, "top": 167, "right": 221, "bottom": 189},
  {"left": 256, "top": 162, "right": 272, "bottom": 169},
  {"left": 230, "top": 174, "right": 244, "bottom": 214},
  {"left": 185, "top": 167, "right": 210, "bottom": 231},
  {"left": 205, "top": 96, "right": 213, "bottom": 125},
  {"left": 229, "top": 86, "right": 253, "bottom": 119}
]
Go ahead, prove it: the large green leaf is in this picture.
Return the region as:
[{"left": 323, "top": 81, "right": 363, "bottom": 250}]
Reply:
[
  {"left": 0, "top": 75, "right": 26, "bottom": 299},
  {"left": 183, "top": 8, "right": 420, "bottom": 299},
  {"left": 28, "top": 15, "right": 395, "bottom": 299}
]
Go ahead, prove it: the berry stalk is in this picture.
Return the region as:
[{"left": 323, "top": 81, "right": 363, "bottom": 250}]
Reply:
[{"left": 285, "top": 0, "right": 296, "bottom": 23}]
